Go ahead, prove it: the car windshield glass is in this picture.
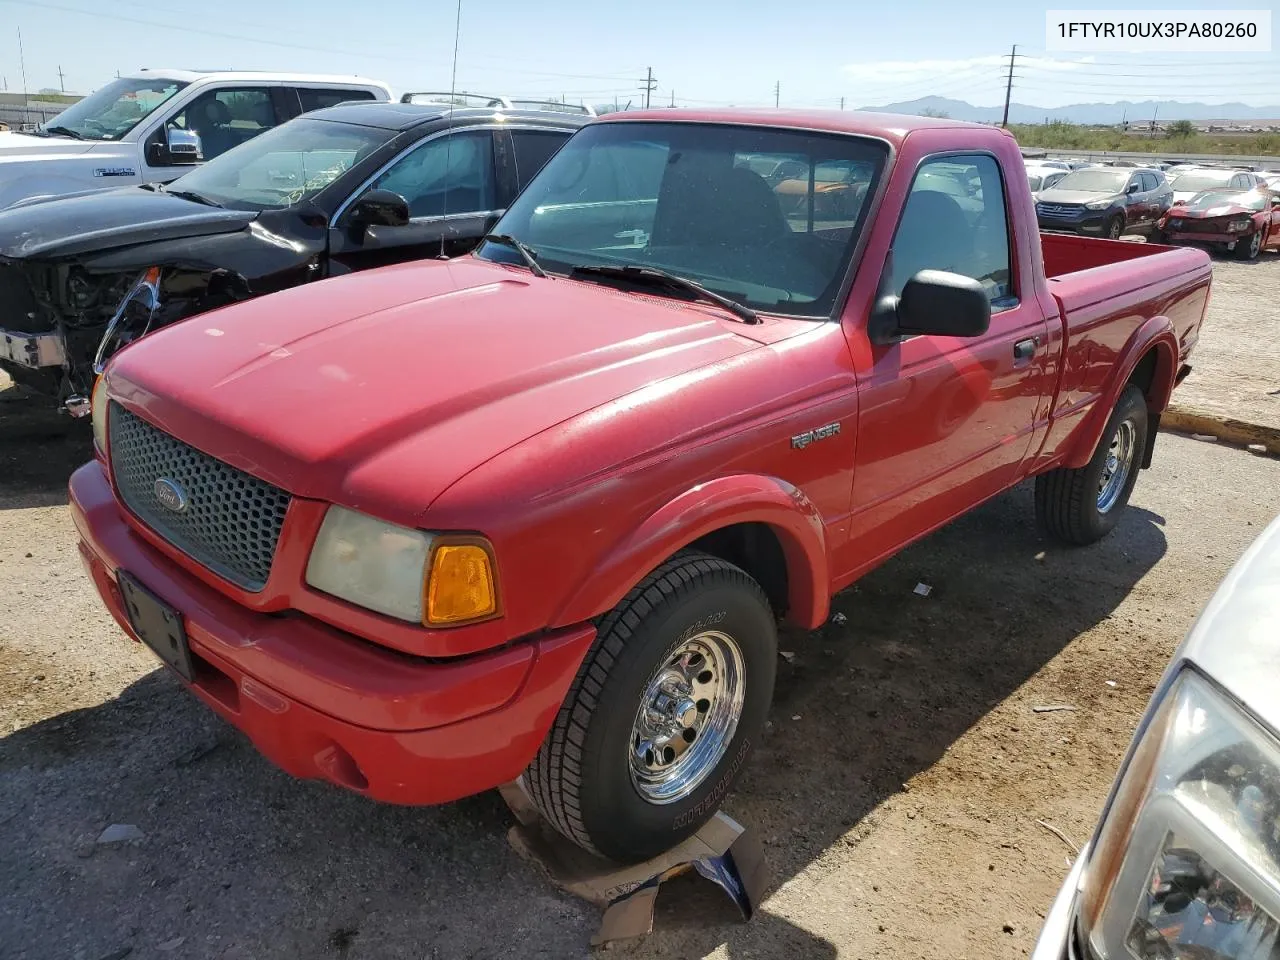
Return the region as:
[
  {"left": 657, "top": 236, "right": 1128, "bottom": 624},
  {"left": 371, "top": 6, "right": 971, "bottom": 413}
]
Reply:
[
  {"left": 1027, "top": 174, "right": 1043, "bottom": 191},
  {"left": 170, "top": 118, "right": 390, "bottom": 211},
  {"left": 1052, "top": 169, "right": 1129, "bottom": 192},
  {"left": 40, "top": 76, "right": 188, "bottom": 141},
  {"left": 1170, "top": 170, "right": 1236, "bottom": 192},
  {"left": 1185, "top": 190, "right": 1266, "bottom": 212},
  {"left": 477, "top": 121, "right": 889, "bottom": 317}
]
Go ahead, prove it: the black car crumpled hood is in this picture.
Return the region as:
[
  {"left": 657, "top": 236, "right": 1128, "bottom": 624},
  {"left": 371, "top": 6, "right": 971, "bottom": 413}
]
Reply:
[{"left": 0, "top": 186, "right": 255, "bottom": 261}]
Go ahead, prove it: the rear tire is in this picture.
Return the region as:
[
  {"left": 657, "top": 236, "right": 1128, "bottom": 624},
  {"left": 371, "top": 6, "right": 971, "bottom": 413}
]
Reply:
[
  {"left": 526, "top": 552, "right": 777, "bottom": 863},
  {"left": 1235, "top": 230, "right": 1263, "bottom": 261},
  {"left": 1035, "top": 385, "right": 1148, "bottom": 545},
  {"left": 1106, "top": 215, "right": 1125, "bottom": 240}
]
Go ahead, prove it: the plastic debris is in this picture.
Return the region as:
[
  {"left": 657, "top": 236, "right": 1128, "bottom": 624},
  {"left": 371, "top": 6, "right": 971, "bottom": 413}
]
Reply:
[
  {"left": 913, "top": 582, "right": 932, "bottom": 597},
  {"left": 1105, "top": 680, "right": 1118, "bottom": 688},
  {"left": 830, "top": 612, "right": 848, "bottom": 625},
  {"left": 779, "top": 651, "right": 796, "bottom": 663},
  {"left": 96, "top": 824, "right": 145, "bottom": 845},
  {"left": 791, "top": 715, "right": 802, "bottom": 721}
]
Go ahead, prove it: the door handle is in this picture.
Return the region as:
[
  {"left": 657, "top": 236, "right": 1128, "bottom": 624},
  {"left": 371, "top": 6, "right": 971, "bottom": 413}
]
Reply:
[{"left": 1013, "top": 337, "right": 1038, "bottom": 362}]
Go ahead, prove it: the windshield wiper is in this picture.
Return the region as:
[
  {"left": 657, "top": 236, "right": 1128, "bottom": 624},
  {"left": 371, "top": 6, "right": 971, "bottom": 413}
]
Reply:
[
  {"left": 569, "top": 264, "right": 759, "bottom": 324},
  {"left": 483, "top": 234, "right": 546, "bottom": 278},
  {"left": 43, "top": 125, "right": 86, "bottom": 140},
  {"left": 161, "top": 186, "right": 222, "bottom": 208}
]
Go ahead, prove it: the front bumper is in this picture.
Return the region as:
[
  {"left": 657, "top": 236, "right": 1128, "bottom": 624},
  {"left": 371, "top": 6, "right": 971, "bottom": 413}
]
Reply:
[
  {"left": 1038, "top": 213, "right": 1110, "bottom": 235},
  {"left": 1032, "top": 845, "right": 1089, "bottom": 960},
  {"left": 1162, "top": 229, "right": 1240, "bottom": 247},
  {"left": 70, "top": 460, "right": 596, "bottom": 805}
]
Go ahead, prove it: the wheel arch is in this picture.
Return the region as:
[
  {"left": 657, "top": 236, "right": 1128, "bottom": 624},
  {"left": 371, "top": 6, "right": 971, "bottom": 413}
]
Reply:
[
  {"left": 1062, "top": 317, "right": 1179, "bottom": 470},
  {"left": 549, "top": 475, "right": 830, "bottom": 631}
]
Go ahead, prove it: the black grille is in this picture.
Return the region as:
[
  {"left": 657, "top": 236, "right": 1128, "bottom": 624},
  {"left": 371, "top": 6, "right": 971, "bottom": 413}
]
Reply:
[
  {"left": 1037, "top": 203, "right": 1081, "bottom": 218},
  {"left": 108, "top": 403, "right": 291, "bottom": 591}
]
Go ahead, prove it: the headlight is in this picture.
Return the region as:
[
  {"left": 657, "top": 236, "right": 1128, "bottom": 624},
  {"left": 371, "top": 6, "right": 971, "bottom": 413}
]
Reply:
[
  {"left": 305, "top": 507, "right": 499, "bottom": 626},
  {"left": 91, "top": 375, "right": 109, "bottom": 457},
  {"left": 1086, "top": 199, "right": 1113, "bottom": 211},
  {"left": 1079, "top": 670, "right": 1280, "bottom": 959},
  {"left": 1229, "top": 220, "right": 1252, "bottom": 233}
]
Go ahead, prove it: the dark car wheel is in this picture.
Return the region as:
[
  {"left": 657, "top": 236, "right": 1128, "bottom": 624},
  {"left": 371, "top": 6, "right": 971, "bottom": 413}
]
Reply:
[
  {"left": 1235, "top": 230, "right": 1263, "bottom": 261},
  {"left": 1106, "top": 215, "right": 1125, "bottom": 240},
  {"left": 525, "top": 551, "right": 777, "bottom": 863},
  {"left": 1035, "top": 385, "right": 1148, "bottom": 545}
]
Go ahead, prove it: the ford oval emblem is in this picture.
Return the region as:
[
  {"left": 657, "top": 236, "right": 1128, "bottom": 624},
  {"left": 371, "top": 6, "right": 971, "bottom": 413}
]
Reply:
[{"left": 153, "top": 477, "right": 189, "bottom": 513}]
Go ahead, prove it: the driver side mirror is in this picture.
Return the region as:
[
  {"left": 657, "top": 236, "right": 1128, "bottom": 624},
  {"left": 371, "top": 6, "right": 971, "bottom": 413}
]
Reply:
[
  {"left": 869, "top": 270, "right": 992, "bottom": 344},
  {"left": 150, "top": 127, "right": 202, "bottom": 166},
  {"left": 1126, "top": 181, "right": 1141, "bottom": 194},
  {"left": 348, "top": 190, "right": 411, "bottom": 230}
]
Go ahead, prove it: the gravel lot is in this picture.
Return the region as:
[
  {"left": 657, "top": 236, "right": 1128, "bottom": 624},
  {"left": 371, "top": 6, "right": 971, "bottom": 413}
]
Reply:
[{"left": 2, "top": 257, "right": 1278, "bottom": 960}]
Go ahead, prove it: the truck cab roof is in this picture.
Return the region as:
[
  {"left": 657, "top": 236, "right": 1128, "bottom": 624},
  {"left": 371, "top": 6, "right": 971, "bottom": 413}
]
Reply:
[{"left": 306, "top": 101, "right": 592, "bottom": 132}]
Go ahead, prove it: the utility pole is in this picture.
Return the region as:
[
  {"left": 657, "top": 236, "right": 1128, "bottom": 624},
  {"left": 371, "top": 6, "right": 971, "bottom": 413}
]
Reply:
[
  {"left": 57, "top": 65, "right": 66, "bottom": 93},
  {"left": 774, "top": 81, "right": 780, "bottom": 107},
  {"left": 1001, "top": 43, "right": 1017, "bottom": 128},
  {"left": 17, "top": 27, "right": 30, "bottom": 125},
  {"left": 1150, "top": 103, "right": 1159, "bottom": 137},
  {"left": 669, "top": 90, "right": 675, "bottom": 107},
  {"left": 642, "top": 67, "right": 656, "bottom": 109},
  {"left": 840, "top": 96, "right": 845, "bottom": 110}
]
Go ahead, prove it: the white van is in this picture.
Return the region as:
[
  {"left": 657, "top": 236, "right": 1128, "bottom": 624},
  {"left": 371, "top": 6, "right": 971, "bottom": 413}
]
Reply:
[{"left": 0, "top": 69, "right": 391, "bottom": 209}]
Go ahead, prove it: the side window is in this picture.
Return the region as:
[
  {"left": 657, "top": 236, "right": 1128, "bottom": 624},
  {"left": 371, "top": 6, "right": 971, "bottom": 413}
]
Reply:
[
  {"left": 1139, "top": 172, "right": 1155, "bottom": 191},
  {"left": 298, "top": 88, "right": 376, "bottom": 112},
  {"left": 510, "top": 130, "right": 571, "bottom": 188},
  {"left": 166, "top": 87, "right": 278, "bottom": 161},
  {"left": 889, "top": 154, "right": 1012, "bottom": 304},
  {"left": 363, "top": 130, "right": 495, "bottom": 219}
]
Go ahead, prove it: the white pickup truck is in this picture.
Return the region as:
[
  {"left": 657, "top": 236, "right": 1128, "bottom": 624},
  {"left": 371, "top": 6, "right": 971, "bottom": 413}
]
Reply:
[{"left": 0, "top": 69, "right": 391, "bottom": 209}]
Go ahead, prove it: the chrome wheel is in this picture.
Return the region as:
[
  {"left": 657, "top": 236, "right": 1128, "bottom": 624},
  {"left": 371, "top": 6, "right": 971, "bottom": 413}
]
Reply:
[
  {"left": 629, "top": 630, "right": 746, "bottom": 804},
  {"left": 1108, "top": 218, "right": 1123, "bottom": 240},
  {"left": 1097, "top": 418, "right": 1136, "bottom": 513}
]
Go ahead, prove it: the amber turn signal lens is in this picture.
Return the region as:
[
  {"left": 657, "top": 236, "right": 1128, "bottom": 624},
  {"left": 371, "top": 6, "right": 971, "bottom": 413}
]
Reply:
[{"left": 425, "top": 543, "right": 498, "bottom": 625}]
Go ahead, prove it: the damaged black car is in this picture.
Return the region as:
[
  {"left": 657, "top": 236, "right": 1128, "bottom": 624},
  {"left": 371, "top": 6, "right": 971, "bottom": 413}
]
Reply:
[{"left": 0, "top": 100, "right": 585, "bottom": 414}]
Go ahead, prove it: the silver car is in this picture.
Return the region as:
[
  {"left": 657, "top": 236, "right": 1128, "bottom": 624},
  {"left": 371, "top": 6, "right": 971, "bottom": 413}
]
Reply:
[{"left": 1034, "top": 514, "right": 1280, "bottom": 959}]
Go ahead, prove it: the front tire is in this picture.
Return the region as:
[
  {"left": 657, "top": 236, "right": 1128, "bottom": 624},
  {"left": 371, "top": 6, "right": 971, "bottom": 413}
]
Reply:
[
  {"left": 1035, "top": 385, "right": 1148, "bottom": 545},
  {"left": 1106, "top": 215, "right": 1125, "bottom": 240},
  {"left": 526, "top": 552, "right": 777, "bottom": 863},
  {"left": 1235, "top": 230, "right": 1263, "bottom": 261}
]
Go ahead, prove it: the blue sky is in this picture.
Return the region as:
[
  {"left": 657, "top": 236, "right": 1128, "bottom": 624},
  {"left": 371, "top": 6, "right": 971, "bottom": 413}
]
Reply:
[{"left": 1, "top": 0, "right": 1278, "bottom": 109}]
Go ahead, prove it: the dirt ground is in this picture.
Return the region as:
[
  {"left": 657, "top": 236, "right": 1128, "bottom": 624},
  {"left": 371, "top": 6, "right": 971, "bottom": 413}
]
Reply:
[
  {"left": 2, "top": 258, "right": 1279, "bottom": 960},
  {"left": 1170, "top": 256, "right": 1280, "bottom": 432}
]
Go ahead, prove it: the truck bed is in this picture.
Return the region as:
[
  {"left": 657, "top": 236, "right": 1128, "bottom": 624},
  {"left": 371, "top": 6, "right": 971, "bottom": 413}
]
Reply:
[{"left": 1042, "top": 232, "right": 1212, "bottom": 367}]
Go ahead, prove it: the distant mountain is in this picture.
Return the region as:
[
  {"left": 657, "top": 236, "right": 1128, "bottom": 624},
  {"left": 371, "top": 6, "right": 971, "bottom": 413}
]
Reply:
[{"left": 859, "top": 95, "right": 1280, "bottom": 125}]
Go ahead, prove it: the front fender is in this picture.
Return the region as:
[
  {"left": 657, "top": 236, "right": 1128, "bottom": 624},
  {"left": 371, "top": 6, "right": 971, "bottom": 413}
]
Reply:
[
  {"left": 1063, "top": 314, "right": 1179, "bottom": 470},
  {"left": 551, "top": 474, "right": 830, "bottom": 631}
]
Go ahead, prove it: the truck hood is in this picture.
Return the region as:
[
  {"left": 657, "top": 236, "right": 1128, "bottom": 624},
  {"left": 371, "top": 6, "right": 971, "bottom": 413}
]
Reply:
[
  {"left": 108, "top": 257, "right": 759, "bottom": 521},
  {"left": 0, "top": 186, "right": 256, "bottom": 260},
  {"left": 0, "top": 131, "right": 98, "bottom": 159}
]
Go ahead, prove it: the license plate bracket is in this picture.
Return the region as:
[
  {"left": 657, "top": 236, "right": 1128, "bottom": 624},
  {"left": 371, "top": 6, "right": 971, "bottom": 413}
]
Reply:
[{"left": 118, "top": 571, "right": 193, "bottom": 682}]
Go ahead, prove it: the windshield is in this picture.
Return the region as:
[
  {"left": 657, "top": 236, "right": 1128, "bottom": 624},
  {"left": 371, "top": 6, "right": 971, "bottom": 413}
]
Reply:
[
  {"left": 1051, "top": 169, "right": 1129, "bottom": 193},
  {"left": 1170, "top": 170, "right": 1236, "bottom": 192},
  {"left": 477, "top": 121, "right": 889, "bottom": 317},
  {"left": 171, "top": 117, "right": 390, "bottom": 210},
  {"left": 1183, "top": 190, "right": 1267, "bottom": 212},
  {"left": 42, "top": 76, "right": 187, "bottom": 141}
]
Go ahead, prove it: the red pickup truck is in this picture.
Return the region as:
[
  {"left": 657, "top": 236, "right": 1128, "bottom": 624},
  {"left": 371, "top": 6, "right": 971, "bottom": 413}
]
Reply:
[{"left": 71, "top": 110, "right": 1211, "bottom": 864}]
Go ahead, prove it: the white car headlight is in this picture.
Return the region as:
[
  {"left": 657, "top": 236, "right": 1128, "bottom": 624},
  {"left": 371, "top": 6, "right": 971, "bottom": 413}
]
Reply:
[
  {"left": 305, "top": 507, "right": 433, "bottom": 622},
  {"left": 1086, "top": 199, "right": 1113, "bottom": 211},
  {"left": 1079, "top": 669, "right": 1280, "bottom": 959}
]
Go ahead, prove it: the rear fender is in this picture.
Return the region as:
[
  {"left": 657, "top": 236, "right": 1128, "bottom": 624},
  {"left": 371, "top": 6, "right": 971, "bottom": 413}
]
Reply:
[
  {"left": 550, "top": 474, "right": 830, "bottom": 631},
  {"left": 1062, "top": 315, "right": 1179, "bottom": 470}
]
